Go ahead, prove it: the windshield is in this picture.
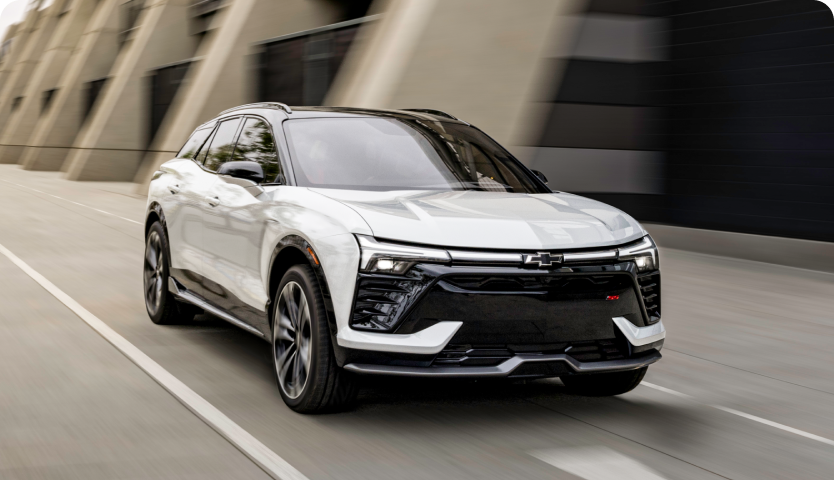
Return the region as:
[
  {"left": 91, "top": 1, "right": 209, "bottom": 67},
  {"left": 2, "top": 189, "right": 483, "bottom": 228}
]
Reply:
[{"left": 283, "top": 117, "right": 548, "bottom": 193}]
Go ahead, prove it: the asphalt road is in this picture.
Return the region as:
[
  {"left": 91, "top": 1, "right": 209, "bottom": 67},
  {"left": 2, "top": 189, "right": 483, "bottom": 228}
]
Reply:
[{"left": 1, "top": 164, "right": 834, "bottom": 480}]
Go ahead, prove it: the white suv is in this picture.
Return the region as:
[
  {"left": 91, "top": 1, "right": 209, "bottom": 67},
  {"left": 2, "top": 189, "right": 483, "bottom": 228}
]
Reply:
[{"left": 144, "top": 104, "right": 665, "bottom": 413}]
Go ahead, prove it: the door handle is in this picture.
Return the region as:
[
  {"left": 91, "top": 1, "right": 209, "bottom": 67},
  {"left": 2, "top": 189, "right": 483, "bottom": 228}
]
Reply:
[
  {"left": 168, "top": 184, "right": 180, "bottom": 194},
  {"left": 206, "top": 195, "right": 220, "bottom": 207}
]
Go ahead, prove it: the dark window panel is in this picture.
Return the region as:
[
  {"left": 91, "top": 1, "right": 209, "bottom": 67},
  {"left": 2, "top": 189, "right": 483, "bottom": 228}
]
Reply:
[
  {"left": 667, "top": 149, "right": 834, "bottom": 169},
  {"left": 668, "top": 115, "right": 834, "bottom": 135},
  {"left": 672, "top": 25, "right": 834, "bottom": 60},
  {"left": 260, "top": 37, "right": 304, "bottom": 105},
  {"left": 668, "top": 97, "right": 834, "bottom": 119},
  {"left": 668, "top": 0, "right": 797, "bottom": 17},
  {"left": 668, "top": 44, "right": 834, "bottom": 76},
  {"left": 42, "top": 88, "right": 57, "bottom": 113},
  {"left": 149, "top": 61, "right": 191, "bottom": 147},
  {"left": 666, "top": 179, "right": 834, "bottom": 204},
  {"left": 666, "top": 164, "right": 834, "bottom": 188},
  {"left": 257, "top": 21, "right": 368, "bottom": 106},
  {"left": 664, "top": 194, "right": 834, "bottom": 226},
  {"left": 655, "top": 62, "right": 834, "bottom": 90},
  {"left": 588, "top": 0, "right": 649, "bottom": 16},
  {"left": 85, "top": 77, "right": 106, "bottom": 121},
  {"left": 671, "top": 0, "right": 825, "bottom": 31},
  {"left": 540, "top": 104, "right": 662, "bottom": 150},
  {"left": 556, "top": 60, "right": 663, "bottom": 106},
  {"left": 660, "top": 206, "right": 834, "bottom": 242},
  {"left": 672, "top": 12, "right": 833, "bottom": 47}
]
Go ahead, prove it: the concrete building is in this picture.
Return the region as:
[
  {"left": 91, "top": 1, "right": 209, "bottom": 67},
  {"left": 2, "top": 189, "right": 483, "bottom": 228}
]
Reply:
[{"left": 0, "top": 0, "right": 832, "bottom": 243}]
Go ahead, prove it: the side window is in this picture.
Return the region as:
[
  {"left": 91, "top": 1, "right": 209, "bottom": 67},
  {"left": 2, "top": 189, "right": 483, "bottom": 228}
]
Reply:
[
  {"left": 194, "top": 127, "right": 216, "bottom": 165},
  {"left": 232, "top": 117, "right": 284, "bottom": 183},
  {"left": 176, "top": 125, "right": 213, "bottom": 160},
  {"left": 202, "top": 117, "right": 242, "bottom": 171}
]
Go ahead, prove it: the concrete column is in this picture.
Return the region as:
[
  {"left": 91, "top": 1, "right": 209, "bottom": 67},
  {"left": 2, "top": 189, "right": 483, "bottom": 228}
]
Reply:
[
  {"left": 328, "top": 0, "right": 582, "bottom": 151},
  {"left": 136, "top": 0, "right": 340, "bottom": 189},
  {"left": 0, "top": 3, "right": 60, "bottom": 158},
  {"left": 19, "top": 0, "right": 122, "bottom": 172},
  {"left": 0, "top": 0, "right": 99, "bottom": 165},
  {"left": 63, "top": 0, "right": 199, "bottom": 181},
  {"left": 0, "top": 3, "right": 42, "bottom": 94}
]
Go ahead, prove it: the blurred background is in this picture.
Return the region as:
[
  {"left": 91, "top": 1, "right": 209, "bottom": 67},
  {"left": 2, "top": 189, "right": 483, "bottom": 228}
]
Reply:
[
  {"left": 2, "top": 2, "right": 834, "bottom": 479},
  {"left": 0, "top": 0, "right": 831, "bottom": 243}
]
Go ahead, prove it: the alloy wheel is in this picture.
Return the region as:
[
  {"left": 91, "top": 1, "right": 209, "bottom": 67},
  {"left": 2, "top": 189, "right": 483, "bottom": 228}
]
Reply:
[
  {"left": 143, "top": 231, "right": 165, "bottom": 315},
  {"left": 274, "top": 281, "right": 312, "bottom": 399}
]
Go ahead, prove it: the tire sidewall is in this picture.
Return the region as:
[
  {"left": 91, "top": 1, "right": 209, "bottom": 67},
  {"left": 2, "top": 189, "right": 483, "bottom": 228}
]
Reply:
[
  {"left": 145, "top": 222, "right": 171, "bottom": 324},
  {"left": 272, "top": 265, "right": 327, "bottom": 410}
]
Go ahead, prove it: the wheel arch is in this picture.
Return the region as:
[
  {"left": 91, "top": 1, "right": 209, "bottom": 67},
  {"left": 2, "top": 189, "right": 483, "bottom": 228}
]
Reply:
[
  {"left": 145, "top": 202, "right": 167, "bottom": 238},
  {"left": 267, "top": 235, "right": 337, "bottom": 336},
  {"left": 144, "top": 202, "right": 173, "bottom": 269}
]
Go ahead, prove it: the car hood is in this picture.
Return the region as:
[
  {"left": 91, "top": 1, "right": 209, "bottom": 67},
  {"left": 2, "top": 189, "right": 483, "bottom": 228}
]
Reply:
[{"left": 309, "top": 189, "right": 645, "bottom": 250}]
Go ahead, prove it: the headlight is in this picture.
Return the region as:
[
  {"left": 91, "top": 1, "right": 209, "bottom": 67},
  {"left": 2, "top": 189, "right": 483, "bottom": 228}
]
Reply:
[
  {"left": 357, "top": 235, "right": 450, "bottom": 274},
  {"left": 618, "top": 236, "right": 659, "bottom": 273}
]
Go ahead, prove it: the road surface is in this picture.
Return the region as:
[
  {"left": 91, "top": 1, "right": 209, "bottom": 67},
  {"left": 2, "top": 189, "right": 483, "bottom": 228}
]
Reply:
[{"left": 1, "top": 165, "right": 833, "bottom": 479}]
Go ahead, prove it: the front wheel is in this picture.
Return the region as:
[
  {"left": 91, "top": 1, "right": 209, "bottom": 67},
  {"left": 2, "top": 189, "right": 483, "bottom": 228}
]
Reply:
[
  {"left": 143, "top": 221, "right": 197, "bottom": 325},
  {"left": 560, "top": 367, "right": 648, "bottom": 396},
  {"left": 272, "top": 265, "right": 358, "bottom": 413}
]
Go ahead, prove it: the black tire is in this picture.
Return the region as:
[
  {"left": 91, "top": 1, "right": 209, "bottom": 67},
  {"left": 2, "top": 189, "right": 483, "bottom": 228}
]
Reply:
[
  {"left": 560, "top": 367, "right": 648, "bottom": 396},
  {"left": 272, "top": 264, "right": 358, "bottom": 413},
  {"left": 143, "top": 221, "right": 197, "bottom": 325}
]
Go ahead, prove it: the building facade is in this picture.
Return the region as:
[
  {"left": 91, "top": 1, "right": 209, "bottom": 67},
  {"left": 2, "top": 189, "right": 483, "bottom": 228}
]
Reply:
[{"left": 0, "top": 0, "right": 831, "bottom": 242}]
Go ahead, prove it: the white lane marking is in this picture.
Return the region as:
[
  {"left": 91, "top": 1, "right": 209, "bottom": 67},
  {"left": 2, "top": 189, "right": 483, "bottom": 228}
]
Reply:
[
  {"left": 0, "top": 180, "right": 142, "bottom": 225},
  {"left": 530, "top": 447, "right": 667, "bottom": 480},
  {"left": 642, "top": 382, "right": 834, "bottom": 448},
  {"left": 0, "top": 242, "right": 307, "bottom": 480}
]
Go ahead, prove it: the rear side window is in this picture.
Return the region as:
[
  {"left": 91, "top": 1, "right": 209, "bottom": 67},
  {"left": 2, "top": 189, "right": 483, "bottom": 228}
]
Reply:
[
  {"left": 232, "top": 117, "right": 283, "bottom": 183},
  {"left": 203, "top": 117, "right": 242, "bottom": 171},
  {"left": 176, "top": 126, "right": 213, "bottom": 159}
]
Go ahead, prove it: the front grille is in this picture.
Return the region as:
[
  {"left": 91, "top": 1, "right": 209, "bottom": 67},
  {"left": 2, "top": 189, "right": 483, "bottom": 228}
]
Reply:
[
  {"left": 638, "top": 272, "right": 661, "bottom": 324},
  {"left": 433, "top": 340, "right": 630, "bottom": 367},
  {"left": 441, "top": 274, "right": 622, "bottom": 294}
]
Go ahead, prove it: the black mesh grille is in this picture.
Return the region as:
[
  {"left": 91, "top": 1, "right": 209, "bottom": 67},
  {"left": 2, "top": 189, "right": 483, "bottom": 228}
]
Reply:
[
  {"left": 638, "top": 272, "right": 661, "bottom": 324},
  {"left": 350, "top": 274, "right": 434, "bottom": 332}
]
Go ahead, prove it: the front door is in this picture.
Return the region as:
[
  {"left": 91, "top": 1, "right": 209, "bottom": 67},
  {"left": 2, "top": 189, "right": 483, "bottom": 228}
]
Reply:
[
  {"left": 163, "top": 124, "right": 216, "bottom": 297},
  {"left": 202, "top": 116, "right": 284, "bottom": 334}
]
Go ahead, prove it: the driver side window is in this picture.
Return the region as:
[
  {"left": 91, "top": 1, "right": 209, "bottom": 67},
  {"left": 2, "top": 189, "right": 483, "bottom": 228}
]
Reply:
[
  {"left": 202, "top": 117, "right": 242, "bottom": 172},
  {"left": 232, "top": 117, "right": 284, "bottom": 183}
]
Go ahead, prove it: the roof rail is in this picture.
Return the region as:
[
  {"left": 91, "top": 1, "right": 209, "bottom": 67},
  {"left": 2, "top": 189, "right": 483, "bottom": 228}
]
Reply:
[
  {"left": 402, "top": 109, "right": 459, "bottom": 120},
  {"left": 218, "top": 102, "right": 292, "bottom": 116}
]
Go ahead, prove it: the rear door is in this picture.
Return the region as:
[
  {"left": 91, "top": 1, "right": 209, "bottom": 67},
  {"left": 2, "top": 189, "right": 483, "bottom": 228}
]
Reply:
[{"left": 202, "top": 116, "right": 284, "bottom": 334}]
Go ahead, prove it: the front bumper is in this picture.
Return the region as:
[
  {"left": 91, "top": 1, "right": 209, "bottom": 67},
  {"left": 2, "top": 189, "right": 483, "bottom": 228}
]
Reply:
[
  {"left": 334, "top": 260, "right": 664, "bottom": 378},
  {"left": 344, "top": 349, "right": 662, "bottom": 378}
]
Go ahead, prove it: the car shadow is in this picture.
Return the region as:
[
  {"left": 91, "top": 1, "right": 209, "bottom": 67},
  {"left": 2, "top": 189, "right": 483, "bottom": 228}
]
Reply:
[{"left": 182, "top": 312, "right": 708, "bottom": 451}]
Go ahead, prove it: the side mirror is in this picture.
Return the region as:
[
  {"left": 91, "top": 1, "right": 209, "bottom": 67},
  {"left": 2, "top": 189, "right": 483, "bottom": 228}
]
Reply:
[
  {"left": 532, "top": 169, "right": 548, "bottom": 184},
  {"left": 217, "top": 161, "right": 264, "bottom": 184}
]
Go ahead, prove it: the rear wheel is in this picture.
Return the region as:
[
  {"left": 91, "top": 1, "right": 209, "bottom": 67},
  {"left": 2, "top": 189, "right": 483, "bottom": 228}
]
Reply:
[
  {"left": 272, "top": 264, "right": 358, "bottom": 413},
  {"left": 560, "top": 367, "right": 648, "bottom": 396},
  {"left": 143, "top": 221, "right": 197, "bottom": 325}
]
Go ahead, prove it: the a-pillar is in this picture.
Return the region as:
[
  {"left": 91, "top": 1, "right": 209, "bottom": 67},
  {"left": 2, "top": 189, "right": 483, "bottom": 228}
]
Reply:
[
  {"left": 0, "top": 0, "right": 99, "bottom": 165},
  {"left": 63, "top": 0, "right": 199, "bottom": 181}
]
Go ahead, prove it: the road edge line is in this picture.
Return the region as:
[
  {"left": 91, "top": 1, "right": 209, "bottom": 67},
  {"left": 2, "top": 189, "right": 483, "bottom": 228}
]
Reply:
[{"left": 0, "top": 241, "right": 308, "bottom": 480}]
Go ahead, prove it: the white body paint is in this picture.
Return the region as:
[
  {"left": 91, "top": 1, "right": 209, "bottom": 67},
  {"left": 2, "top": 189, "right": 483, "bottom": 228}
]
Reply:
[{"left": 148, "top": 106, "right": 656, "bottom": 354}]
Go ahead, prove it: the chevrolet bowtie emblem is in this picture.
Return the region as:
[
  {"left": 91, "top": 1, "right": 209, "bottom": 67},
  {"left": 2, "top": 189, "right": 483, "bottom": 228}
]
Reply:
[{"left": 523, "top": 252, "right": 563, "bottom": 267}]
